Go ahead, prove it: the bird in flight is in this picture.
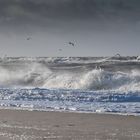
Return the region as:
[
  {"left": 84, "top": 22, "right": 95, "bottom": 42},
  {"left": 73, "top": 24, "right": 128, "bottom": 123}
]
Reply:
[
  {"left": 27, "top": 37, "right": 32, "bottom": 40},
  {"left": 68, "top": 42, "right": 75, "bottom": 46},
  {"left": 59, "top": 49, "right": 62, "bottom": 51}
]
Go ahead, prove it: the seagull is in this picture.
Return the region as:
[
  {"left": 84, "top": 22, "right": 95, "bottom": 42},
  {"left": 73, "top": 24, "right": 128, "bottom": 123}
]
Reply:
[
  {"left": 27, "top": 37, "right": 32, "bottom": 40},
  {"left": 68, "top": 42, "right": 75, "bottom": 46},
  {"left": 59, "top": 49, "right": 62, "bottom": 51}
]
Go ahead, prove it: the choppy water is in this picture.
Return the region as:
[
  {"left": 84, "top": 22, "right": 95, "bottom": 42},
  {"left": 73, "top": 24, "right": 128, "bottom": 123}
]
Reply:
[{"left": 0, "top": 56, "right": 140, "bottom": 115}]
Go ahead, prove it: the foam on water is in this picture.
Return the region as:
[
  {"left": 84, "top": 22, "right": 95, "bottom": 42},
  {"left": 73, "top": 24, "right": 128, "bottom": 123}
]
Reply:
[
  {"left": 0, "top": 62, "right": 140, "bottom": 91},
  {"left": 0, "top": 57, "right": 140, "bottom": 115},
  {"left": 0, "top": 88, "right": 140, "bottom": 115}
]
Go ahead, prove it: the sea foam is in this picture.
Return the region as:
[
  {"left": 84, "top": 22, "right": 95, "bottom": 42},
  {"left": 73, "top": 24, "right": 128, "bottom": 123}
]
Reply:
[{"left": 0, "top": 57, "right": 139, "bottom": 115}]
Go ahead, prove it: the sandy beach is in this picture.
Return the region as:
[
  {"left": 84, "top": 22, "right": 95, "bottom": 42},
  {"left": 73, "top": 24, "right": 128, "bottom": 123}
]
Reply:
[{"left": 0, "top": 110, "right": 139, "bottom": 140}]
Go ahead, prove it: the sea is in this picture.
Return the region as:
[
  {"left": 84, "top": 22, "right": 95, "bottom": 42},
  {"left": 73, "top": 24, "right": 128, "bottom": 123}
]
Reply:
[{"left": 0, "top": 56, "right": 140, "bottom": 115}]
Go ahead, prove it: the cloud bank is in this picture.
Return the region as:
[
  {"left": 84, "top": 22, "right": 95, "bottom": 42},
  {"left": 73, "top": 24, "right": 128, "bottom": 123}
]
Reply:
[
  {"left": 0, "top": 0, "right": 139, "bottom": 23},
  {"left": 0, "top": 0, "right": 140, "bottom": 57}
]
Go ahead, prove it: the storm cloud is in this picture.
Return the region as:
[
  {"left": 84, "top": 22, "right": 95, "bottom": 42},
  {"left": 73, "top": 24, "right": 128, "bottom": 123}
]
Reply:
[
  {"left": 0, "top": 0, "right": 140, "bottom": 23},
  {"left": 0, "top": 0, "right": 140, "bottom": 56}
]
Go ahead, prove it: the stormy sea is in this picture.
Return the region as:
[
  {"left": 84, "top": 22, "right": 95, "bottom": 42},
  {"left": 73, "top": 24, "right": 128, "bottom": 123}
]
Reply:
[{"left": 0, "top": 56, "right": 140, "bottom": 115}]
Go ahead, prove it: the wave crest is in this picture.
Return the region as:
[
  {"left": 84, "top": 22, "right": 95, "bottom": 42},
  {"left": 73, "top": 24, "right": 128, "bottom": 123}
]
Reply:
[{"left": 0, "top": 60, "right": 140, "bottom": 91}]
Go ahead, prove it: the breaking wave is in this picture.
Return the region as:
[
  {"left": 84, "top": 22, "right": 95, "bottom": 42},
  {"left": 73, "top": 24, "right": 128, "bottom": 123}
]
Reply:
[
  {"left": 0, "top": 57, "right": 140, "bottom": 91},
  {"left": 0, "top": 57, "right": 140, "bottom": 115}
]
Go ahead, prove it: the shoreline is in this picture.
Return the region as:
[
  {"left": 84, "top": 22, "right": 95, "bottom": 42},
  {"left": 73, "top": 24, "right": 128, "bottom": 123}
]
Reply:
[
  {"left": 0, "top": 106, "right": 140, "bottom": 117},
  {"left": 0, "top": 109, "right": 140, "bottom": 139}
]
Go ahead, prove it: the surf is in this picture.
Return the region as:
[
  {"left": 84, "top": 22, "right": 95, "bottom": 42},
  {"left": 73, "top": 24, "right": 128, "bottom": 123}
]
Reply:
[
  {"left": 0, "top": 57, "right": 139, "bottom": 114},
  {"left": 0, "top": 57, "right": 140, "bottom": 92}
]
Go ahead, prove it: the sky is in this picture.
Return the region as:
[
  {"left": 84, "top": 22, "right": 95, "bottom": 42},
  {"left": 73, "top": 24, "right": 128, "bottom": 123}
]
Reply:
[{"left": 0, "top": 0, "right": 140, "bottom": 57}]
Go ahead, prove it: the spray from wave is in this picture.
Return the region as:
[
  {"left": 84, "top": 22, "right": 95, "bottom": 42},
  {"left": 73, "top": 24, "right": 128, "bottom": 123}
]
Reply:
[
  {"left": 0, "top": 57, "right": 140, "bottom": 114},
  {"left": 0, "top": 57, "right": 140, "bottom": 92}
]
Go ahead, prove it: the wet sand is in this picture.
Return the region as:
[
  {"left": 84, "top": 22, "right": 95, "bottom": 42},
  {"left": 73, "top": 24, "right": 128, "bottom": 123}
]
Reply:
[{"left": 0, "top": 109, "right": 140, "bottom": 140}]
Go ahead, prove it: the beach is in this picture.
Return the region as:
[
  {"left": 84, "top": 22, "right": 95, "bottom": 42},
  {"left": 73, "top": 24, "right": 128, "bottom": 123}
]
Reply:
[
  {"left": 0, "top": 110, "right": 139, "bottom": 140},
  {"left": 0, "top": 0, "right": 140, "bottom": 139}
]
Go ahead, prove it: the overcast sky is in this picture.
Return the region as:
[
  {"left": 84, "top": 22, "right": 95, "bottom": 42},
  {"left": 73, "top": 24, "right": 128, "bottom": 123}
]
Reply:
[{"left": 0, "top": 0, "right": 140, "bottom": 57}]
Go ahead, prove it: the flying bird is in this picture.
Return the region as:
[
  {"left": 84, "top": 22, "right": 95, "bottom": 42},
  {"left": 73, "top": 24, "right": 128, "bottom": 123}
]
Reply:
[
  {"left": 27, "top": 37, "right": 32, "bottom": 40},
  {"left": 68, "top": 42, "right": 75, "bottom": 46},
  {"left": 59, "top": 49, "right": 62, "bottom": 51}
]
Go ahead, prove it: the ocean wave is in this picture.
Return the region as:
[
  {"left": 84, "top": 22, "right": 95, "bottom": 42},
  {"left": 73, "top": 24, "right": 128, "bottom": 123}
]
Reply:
[
  {"left": 0, "top": 88, "right": 140, "bottom": 114},
  {"left": 0, "top": 57, "right": 140, "bottom": 114},
  {"left": 0, "top": 57, "right": 140, "bottom": 91},
  {"left": 0, "top": 88, "right": 140, "bottom": 102}
]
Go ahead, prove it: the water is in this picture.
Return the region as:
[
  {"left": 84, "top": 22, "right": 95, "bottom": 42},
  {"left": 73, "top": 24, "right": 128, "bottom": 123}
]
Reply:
[{"left": 0, "top": 56, "right": 140, "bottom": 115}]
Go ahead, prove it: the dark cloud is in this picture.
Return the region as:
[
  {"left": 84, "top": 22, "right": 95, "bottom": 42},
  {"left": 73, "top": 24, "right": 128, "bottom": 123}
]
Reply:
[
  {"left": 0, "top": 0, "right": 139, "bottom": 21},
  {"left": 0, "top": 0, "right": 139, "bottom": 56},
  {"left": 0, "top": 0, "right": 139, "bottom": 35}
]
